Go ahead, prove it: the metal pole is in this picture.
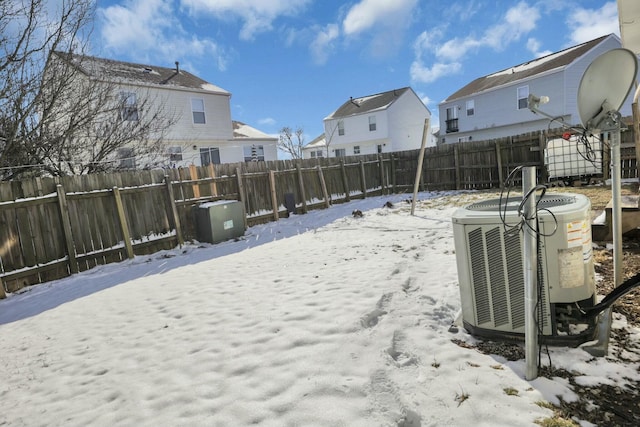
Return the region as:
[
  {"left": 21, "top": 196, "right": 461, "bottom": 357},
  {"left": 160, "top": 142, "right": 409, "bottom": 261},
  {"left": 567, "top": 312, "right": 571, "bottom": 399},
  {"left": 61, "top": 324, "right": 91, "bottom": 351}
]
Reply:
[
  {"left": 523, "top": 166, "right": 538, "bottom": 380},
  {"left": 599, "top": 128, "right": 624, "bottom": 355},
  {"left": 584, "top": 125, "right": 622, "bottom": 357},
  {"left": 611, "top": 128, "right": 624, "bottom": 288}
]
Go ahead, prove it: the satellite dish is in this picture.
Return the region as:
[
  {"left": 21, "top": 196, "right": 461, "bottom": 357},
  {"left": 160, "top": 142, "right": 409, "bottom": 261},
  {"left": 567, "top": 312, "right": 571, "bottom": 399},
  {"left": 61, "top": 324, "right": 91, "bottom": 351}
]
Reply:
[{"left": 577, "top": 48, "right": 637, "bottom": 130}]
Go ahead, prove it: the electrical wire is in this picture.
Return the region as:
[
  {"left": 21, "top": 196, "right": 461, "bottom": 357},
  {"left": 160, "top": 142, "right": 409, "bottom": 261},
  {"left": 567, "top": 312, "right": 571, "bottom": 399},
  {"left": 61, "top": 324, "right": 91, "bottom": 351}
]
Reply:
[{"left": 499, "top": 166, "right": 559, "bottom": 370}]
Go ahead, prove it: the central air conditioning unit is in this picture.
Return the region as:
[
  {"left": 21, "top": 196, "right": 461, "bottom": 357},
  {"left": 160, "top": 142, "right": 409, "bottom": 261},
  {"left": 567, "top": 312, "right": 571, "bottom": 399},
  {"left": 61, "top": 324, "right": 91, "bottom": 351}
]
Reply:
[{"left": 452, "top": 193, "right": 596, "bottom": 345}]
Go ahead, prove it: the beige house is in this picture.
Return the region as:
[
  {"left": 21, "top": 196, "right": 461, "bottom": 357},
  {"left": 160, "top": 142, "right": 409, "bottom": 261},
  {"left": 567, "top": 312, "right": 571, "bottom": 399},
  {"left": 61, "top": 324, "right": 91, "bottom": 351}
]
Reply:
[{"left": 55, "top": 52, "right": 277, "bottom": 167}]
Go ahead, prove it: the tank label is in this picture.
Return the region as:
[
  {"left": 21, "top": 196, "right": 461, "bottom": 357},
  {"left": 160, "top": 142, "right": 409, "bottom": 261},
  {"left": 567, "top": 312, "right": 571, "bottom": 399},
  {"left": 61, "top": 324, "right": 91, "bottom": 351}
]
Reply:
[{"left": 223, "top": 220, "right": 234, "bottom": 230}]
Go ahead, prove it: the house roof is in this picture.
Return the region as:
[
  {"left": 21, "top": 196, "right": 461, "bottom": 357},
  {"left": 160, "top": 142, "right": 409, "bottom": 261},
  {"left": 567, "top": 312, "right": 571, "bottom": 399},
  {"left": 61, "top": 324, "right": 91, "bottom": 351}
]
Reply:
[
  {"left": 53, "top": 51, "right": 230, "bottom": 95},
  {"left": 443, "top": 34, "right": 613, "bottom": 102},
  {"left": 304, "top": 133, "right": 326, "bottom": 149},
  {"left": 232, "top": 121, "right": 276, "bottom": 140},
  {"left": 325, "top": 87, "right": 412, "bottom": 120}
]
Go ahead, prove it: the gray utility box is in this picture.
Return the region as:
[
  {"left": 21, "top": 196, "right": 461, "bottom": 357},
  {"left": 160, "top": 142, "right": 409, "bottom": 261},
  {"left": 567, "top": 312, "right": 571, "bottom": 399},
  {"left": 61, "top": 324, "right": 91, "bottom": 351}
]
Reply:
[{"left": 194, "top": 200, "right": 245, "bottom": 244}]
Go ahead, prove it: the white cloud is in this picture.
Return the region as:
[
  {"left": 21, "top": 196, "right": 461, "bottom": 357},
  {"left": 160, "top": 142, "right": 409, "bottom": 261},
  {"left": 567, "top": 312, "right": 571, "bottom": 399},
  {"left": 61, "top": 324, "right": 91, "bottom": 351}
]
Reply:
[
  {"left": 310, "top": 24, "right": 339, "bottom": 65},
  {"left": 410, "top": 1, "right": 540, "bottom": 84},
  {"left": 342, "top": 0, "right": 418, "bottom": 36},
  {"left": 340, "top": 0, "right": 418, "bottom": 59},
  {"left": 526, "top": 38, "right": 552, "bottom": 58},
  {"left": 410, "top": 61, "right": 461, "bottom": 84},
  {"left": 181, "top": 0, "right": 311, "bottom": 40},
  {"left": 566, "top": 1, "right": 619, "bottom": 45},
  {"left": 98, "top": 0, "right": 228, "bottom": 70},
  {"left": 258, "top": 117, "right": 276, "bottom": 126}
]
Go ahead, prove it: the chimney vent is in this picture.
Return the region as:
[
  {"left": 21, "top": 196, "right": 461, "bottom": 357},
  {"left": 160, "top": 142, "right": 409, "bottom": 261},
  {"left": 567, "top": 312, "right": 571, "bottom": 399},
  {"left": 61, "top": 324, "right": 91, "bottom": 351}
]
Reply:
[{"left": 175, "top": 61, "right": 180, "bottom": 73}]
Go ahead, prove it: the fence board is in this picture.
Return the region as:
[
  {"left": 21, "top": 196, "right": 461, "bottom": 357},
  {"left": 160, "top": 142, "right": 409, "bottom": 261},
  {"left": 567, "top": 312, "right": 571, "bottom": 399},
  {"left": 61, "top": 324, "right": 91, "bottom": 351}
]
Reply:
[{"left": 2, "top": 126, "right": 639, "bottom": 293}]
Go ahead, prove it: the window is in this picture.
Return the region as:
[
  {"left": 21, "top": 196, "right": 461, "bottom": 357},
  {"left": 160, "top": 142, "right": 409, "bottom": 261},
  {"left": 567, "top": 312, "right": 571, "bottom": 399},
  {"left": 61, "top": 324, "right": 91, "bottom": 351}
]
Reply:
[
  {"left": 120, "top": 92, "right": 138, "bottom": 121},
  {"left": 191, "top": 98, "right": 206, "bottom": 124},
  {"left": 117, "top": 148, "right": 136, "bottom": 169},
  {"left": 338, "top": 121, "right": 344, "bottom": 136},
  {"left": 377, "top": 144, "right": 383, "bottom": 153},
  {"left": 445, "top": 106, "right": 458, "bottom": 133},
  {"left": 243, "top": 145, "right": 264, "bottom": 162},
  {"left": 167, "top": 146, "right": 182, "bottom": 161},
  {"left": 466, "top": 100, "right": 474, "bottom": 116},
  {"left": 310, "top": 150, "right": 324, "bottom": 158},
  {"left": 517, "top": 86, "right": 529, "bottom": 109},
  {"left": 335, "top": 148, "right": 346, "bottom": 157},
  {"left": 368, "top": 116, "right": 376, "bottom": 131},
  {"left": 353, "top": 145, "right": 360, "bottom": 155},
  {"left": 200, "top": 147, "right": 220, "bottom": 166}
]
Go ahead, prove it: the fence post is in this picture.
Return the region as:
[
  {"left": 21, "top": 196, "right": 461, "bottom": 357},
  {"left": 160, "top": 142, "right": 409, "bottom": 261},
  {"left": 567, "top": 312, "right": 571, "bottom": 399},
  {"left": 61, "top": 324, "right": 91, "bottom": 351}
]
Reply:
[
  {"left": 378, "top": 154, "right": 386, "bottom": 194},
  {"left": 391, "top": 155, "right": 397, "bottom": 194},
  {"left": 235, "top": 167, "right": 248, "bottom": 229},
  {"left": 340, "top": 160, "right": 351, "bottom": 202},
  {"left": 112, "top": 186, "right": 134, "bottom": 260},
  {"left": 296, "top": 163, "right": 308, "bottom": 214},
  {"left": 207, "top": 163, "right": 218, "bottom": 196},
  {"left": 189, "top": 164, "right": 200, "bottom": 199},
  {"left": 317, "top": 165, "right": 331, "bottom": 208},
  {"left": 269, "top": 170, "right": 279, "bottom": 221},
  {"left": 164, "top": 176, "right": 184, "bottom": 247},
  {"left": 538, "top": 132, "right": 548, "bottom": 183},
  {"left": 495, "top": 141, "right": 504, "bottom": 189},
  {"left": 454, "top": 145, "right": 461, "bottom": 190},
  {"left": 56, "top": 184, "right": 79, "bottom": 274},
  {"left": 359, "top": 160, "right": 367, "bottom": 198}
]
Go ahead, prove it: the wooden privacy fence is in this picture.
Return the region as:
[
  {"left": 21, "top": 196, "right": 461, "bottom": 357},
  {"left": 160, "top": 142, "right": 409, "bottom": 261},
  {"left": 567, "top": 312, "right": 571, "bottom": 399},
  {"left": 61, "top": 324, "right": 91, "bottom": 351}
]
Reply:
[{"left": 0, "top": 127, "right": 637, "bottom": 296}]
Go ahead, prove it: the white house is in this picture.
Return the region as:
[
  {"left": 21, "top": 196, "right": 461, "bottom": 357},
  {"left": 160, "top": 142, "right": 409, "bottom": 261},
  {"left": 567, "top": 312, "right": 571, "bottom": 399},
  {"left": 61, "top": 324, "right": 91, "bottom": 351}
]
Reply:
[
  {"left": 306, "top": 87, "right": 431, "bottom": 159},
  {"left": 438, "top": 34, "right": 634, "bottom": 144},
  {"left": 303, "top": 134, "right": 327, "bottom": 159},
  {"left": 54, "top": 52, "right": 277, "bottom": 167}
]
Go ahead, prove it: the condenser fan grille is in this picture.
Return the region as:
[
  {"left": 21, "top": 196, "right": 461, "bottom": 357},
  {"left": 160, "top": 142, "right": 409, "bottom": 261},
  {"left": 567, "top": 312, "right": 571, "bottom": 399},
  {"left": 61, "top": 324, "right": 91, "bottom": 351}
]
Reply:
[{"left": 465, "top": 195, "right": 576, "bottom": 212}]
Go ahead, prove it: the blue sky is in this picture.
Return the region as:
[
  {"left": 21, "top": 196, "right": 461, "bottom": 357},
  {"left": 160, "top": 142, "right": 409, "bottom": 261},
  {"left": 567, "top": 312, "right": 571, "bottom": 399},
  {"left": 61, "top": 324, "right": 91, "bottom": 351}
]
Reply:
[{"left": 92, "top": 0, "right": 620, "bottom": 142}]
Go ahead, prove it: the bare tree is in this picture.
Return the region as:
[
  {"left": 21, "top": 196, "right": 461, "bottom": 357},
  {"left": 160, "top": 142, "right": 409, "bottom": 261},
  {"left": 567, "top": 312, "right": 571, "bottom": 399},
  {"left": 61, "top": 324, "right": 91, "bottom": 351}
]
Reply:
[
  {"left": 323, "top": 119, "right": 342, "bottom": 157},
  {"left": 0, "top": 0, "right": 176, "bottom": 179},
  {"left": 278, "top": 126, "right": 305, "bottom": 159}
]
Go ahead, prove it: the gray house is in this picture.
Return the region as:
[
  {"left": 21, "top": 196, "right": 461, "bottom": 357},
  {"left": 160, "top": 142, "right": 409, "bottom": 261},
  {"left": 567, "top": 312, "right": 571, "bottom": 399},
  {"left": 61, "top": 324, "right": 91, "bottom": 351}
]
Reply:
[{"left": 438, "top": 34, "right": 633, "bottom": 144}]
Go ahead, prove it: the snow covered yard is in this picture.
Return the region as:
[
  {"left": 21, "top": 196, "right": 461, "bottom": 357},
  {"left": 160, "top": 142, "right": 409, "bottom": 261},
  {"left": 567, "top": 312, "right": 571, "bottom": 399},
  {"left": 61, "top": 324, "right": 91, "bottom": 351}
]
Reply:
[{"left": 1, "top": 191, "right": 639, "bottom": 426}]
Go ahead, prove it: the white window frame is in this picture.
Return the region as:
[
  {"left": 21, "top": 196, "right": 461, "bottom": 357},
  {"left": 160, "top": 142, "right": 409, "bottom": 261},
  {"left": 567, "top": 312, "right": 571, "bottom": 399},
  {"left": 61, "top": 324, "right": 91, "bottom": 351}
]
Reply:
[
  {"left": 191, "top": 98, "right": 206, "bottom": 124},
  {"left": 167, "top": 146, "right": 182, "bottom": 161},
  {"left": 120, "top": 91, "right": 138, "bottom": 122},
  {"left": 466, "top": 100, "right": 474, "bottom": 116},
  {"left": 335, "top": 148, "right": 346, "bottom": 157},
  {"left": 200, "top": 147, "right": 220, "bottom": 165},
  {"left": 118, "top": 147, "right": 136, "bottom": 169},
  {"left": 368, "top": 116, "right": 376, "bottom": 131},
  {"left": 338, "top": 121, "right": 344, "bottom": 136},
  {"left": 517, "top": 86, "right": 529, "bottom": 110}
]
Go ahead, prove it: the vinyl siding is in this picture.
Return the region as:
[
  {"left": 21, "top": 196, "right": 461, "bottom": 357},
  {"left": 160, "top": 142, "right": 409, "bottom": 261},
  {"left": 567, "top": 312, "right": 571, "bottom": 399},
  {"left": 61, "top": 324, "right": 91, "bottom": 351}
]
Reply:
[
  {"left": 438, "top": 35, "right": 634, "bottom": 144},
  {"left": 387, "top": 90, "right": 430, "bottom": 151}
]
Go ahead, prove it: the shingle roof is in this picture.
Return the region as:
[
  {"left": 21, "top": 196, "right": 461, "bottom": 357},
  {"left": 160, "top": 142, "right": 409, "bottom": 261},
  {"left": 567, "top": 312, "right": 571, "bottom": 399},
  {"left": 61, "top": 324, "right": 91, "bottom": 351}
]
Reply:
[
  {"left": 53, "top": 51, "right": 230, "bottom": 95},
  {"left": 232, "top": 121, "right": 276, "bottom": 140},
  {"left": 443, "top": 34, "right": 612, "bottom": 102},
  {"left": 326, "top": 87, "right": 411, "bottom": 119},
  {"left": 305, "top": 133, "right": 326, "bottom": 148}
]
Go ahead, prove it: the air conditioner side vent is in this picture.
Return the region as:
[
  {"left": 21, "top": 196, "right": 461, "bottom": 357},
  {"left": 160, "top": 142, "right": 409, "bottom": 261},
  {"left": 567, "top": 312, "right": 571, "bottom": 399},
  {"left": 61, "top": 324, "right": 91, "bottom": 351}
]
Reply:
[
  {"left": 504, "top": 231, "right": 525, "bottom": 329},
  {"left": 468, "top": 228, "right": 491, "bottom": 325},
  {"left": 486, "top": 227, "right": 509, "bottom": 327}
]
